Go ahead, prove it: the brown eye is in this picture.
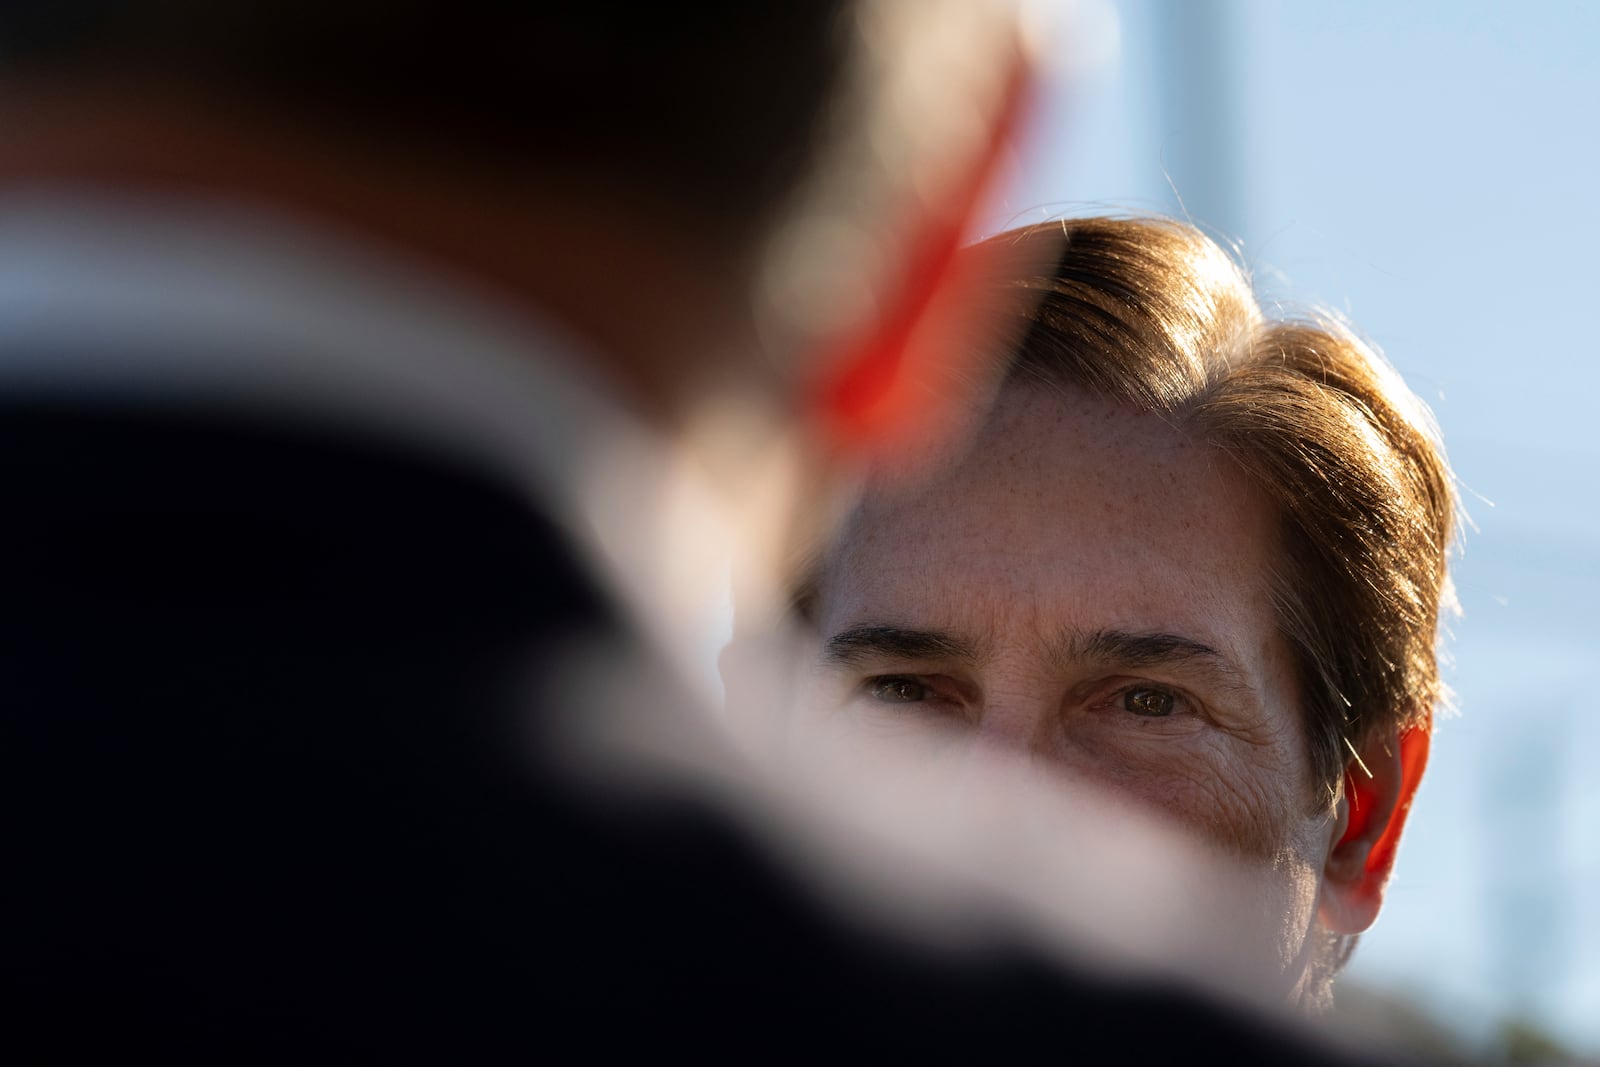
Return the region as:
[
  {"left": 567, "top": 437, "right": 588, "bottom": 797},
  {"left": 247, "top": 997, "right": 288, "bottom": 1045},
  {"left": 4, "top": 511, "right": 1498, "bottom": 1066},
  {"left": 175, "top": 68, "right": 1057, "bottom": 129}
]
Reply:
[
  {"left": 869, "top": 677, "right": 928, "bottom": 703},
  {"left": 1123, "top": 687, "right": 1175, "bottom": 717}
]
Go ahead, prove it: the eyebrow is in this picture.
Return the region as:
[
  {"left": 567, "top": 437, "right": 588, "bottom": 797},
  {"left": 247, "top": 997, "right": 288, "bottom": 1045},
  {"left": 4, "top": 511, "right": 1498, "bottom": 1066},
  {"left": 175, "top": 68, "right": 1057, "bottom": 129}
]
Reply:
[
  {"left": 820, "top": 624, "right": 1251, "bottom": 692},
  {"left": 821, "top": 625, "right": 977, "bottom": 667},
  {"left": 1066, "top": 629, "right": 1249, "bottom": 689}
]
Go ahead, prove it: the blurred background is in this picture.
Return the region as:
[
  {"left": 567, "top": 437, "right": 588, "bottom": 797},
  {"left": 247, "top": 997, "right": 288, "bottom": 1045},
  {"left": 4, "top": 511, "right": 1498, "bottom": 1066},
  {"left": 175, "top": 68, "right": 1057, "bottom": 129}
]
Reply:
[{"left": 984, "top": 0, "right": 1598, "bottom": 1061}]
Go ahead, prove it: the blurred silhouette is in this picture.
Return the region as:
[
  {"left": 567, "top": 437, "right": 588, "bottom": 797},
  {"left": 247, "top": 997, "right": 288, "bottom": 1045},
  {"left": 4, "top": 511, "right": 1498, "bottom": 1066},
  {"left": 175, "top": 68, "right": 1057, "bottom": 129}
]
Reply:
[{"left": 0, "top": 4, "right": 1426, "bottom": 1061}]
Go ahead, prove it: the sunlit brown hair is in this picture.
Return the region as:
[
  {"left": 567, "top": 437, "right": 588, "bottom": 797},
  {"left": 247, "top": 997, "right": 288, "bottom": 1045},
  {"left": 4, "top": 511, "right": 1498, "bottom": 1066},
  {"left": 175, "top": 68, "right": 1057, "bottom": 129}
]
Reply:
[{"left": 965, "top": 215, "right": 1457, "bottom": 804}]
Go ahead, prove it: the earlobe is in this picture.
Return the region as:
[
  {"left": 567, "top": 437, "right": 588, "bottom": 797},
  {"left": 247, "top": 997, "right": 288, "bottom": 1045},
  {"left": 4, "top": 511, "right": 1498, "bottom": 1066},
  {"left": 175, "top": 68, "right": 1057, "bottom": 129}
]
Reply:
[{"left": 1318, "top": 723, "right": 1430, "bottom": 934}]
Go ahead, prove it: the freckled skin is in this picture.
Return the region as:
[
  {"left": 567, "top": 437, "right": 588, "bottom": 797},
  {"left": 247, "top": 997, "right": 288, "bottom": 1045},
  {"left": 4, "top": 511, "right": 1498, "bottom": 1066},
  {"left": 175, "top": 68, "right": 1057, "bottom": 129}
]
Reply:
[{"left": 813, "top": 383, "right": 1338, "bottom": 983}]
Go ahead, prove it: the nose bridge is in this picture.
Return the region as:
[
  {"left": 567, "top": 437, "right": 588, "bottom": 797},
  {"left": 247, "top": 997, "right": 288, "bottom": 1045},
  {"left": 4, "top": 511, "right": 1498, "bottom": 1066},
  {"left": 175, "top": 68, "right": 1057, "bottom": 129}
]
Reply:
[{"left": 973, "top": 678, "right": 1058, "bottom": 757}]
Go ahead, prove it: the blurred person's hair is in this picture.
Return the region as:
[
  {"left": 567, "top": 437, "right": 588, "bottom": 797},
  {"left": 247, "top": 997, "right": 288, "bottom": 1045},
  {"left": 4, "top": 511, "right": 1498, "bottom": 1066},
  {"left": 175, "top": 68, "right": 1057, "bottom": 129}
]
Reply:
[{"left": 0, "top": 3, "right": 849, "bottom": 246}]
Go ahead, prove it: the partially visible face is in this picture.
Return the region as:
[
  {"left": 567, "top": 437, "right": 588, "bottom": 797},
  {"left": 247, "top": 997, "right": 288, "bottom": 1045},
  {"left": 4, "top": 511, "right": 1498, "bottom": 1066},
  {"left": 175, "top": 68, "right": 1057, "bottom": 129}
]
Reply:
[{"left": 808, "top": 382, "right": 1340, "bottom": 988}]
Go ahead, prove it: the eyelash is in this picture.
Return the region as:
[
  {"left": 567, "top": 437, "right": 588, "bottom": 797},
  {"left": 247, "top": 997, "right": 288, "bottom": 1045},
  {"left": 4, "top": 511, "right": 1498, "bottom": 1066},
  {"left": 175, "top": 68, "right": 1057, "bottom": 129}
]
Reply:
[
  {"left": 859, "top": 675, "right": 1197, "bottom": 721},
  {"left": 864, "top": 675, "right": 940, "bottom": 705},
  {"left": 1108, "top": 683, "right": 1188, "bottom": 719}
]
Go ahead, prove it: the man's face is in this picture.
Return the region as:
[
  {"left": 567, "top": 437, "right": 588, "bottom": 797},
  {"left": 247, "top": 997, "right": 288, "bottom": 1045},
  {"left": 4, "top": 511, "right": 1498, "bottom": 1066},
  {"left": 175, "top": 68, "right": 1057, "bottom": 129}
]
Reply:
[{"left": 808, "top": 382, "right": 1342, "bottom": 986}]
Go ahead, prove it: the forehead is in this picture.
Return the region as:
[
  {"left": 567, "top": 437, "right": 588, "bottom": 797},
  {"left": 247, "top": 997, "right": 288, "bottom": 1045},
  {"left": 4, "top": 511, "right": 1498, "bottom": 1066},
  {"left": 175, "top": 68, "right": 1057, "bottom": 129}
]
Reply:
[{"left": 817, "top": 384, "right": 1285, "bottom": 654}]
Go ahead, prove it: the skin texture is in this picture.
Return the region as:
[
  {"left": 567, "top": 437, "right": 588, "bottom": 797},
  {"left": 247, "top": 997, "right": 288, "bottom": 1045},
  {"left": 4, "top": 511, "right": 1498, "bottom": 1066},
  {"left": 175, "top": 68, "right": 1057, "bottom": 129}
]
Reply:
[{"left": 810, "top": 381, "right": 1344, "bottom": 990}]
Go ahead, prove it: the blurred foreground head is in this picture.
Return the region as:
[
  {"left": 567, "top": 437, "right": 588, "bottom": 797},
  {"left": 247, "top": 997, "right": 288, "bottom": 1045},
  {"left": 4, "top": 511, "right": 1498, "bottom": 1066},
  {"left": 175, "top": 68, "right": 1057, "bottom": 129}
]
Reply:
[
  {"left": 0, "top": 1, "right": 1030, "bottom": 432},
  {"left": 789, "top": 216, "right": 1458, "bottom": 1009},
  {"left": 0, "top": 0, "right": 1049, "bottom": 668}
]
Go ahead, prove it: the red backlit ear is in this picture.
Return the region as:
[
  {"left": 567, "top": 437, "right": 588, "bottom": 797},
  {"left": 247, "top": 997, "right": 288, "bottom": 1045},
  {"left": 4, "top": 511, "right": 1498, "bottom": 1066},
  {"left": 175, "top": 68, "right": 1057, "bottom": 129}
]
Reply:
[
  {"left": 806, "top": 54, "right": 1041, "bottom": 465},
  {"left": 1319, "top": 724, "right": 1430, "bottom": 934}
]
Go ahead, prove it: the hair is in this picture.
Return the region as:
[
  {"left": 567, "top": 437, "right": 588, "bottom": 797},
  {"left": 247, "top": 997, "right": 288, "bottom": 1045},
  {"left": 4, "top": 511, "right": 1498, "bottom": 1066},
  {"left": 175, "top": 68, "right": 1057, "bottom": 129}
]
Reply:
[{"left": 0, "top": 2, "right": 851, "bottom": 244}]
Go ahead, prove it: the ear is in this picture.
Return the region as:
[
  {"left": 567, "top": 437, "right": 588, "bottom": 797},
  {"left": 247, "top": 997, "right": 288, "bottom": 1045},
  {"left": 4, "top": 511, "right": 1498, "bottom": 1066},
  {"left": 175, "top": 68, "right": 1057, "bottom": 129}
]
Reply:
[
  {"left": 804, "top": 47, "right": 1044, "bottom": 465},
  {"left": 1318, "top": 723, "right": 1430, "bottom": 934}
]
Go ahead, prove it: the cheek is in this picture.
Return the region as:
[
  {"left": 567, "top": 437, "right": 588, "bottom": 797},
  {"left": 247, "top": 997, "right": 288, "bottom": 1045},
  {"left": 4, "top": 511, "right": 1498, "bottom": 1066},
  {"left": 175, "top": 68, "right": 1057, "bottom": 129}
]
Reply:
[
  {"left": 1052, "top": 728, "right": 1335, "bottom": 992},
  {"left": 1054, "top": 729, "right": 1312, "bottom": 862}
]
